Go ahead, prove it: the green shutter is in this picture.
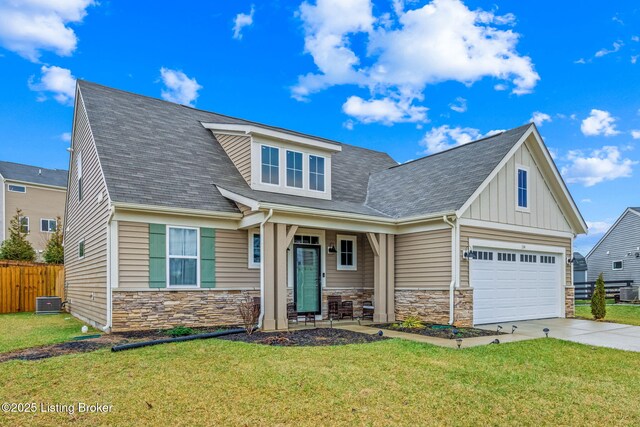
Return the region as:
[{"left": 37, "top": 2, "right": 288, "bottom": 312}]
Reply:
[
  {"left": 149, "top": 223, "right": 167, "bottom": 288},
  {"left": 200, "top": 228, "right": 216, "bottom": 288}
]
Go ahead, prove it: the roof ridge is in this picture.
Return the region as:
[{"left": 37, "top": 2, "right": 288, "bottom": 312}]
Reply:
[{"left": 388, "top": 124, "right": 532, "bottom": 170}]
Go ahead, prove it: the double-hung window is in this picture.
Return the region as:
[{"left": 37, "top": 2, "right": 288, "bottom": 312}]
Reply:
[
  {"left": 19, "top": 216, "right": 29, "bottom": 234},
  {"left": 309, "top": 155, "right": 325, "bottom": 192},
  {"left": 168, "top": 227, "right": 199, "bottom": 287},
  {"left": 286, "top": 150, "right": 303, "bottom": 188},
  {"left": 517, "top": 166, "right": 528, "bottom": 209},
  {"left": 612, "top": 260, "right": 623, "bottom": 270},
  {"left": 41, "top": 218, "right": 57, "bottom": 233},
  {"left": 248, "top": 231, "right": 261, "bottom": 269},
  {"left": 337, "top": 235, "right": 357, "bottom": 271},
  {"left": 261, "top": 145, "right": 279, "bottom": 185}
]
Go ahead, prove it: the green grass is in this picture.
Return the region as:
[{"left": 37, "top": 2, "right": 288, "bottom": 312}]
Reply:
[
  {"left": 0, "top": 337, "right": 639, "bottom": 425},
  {"left": 576, "top": 303, "right": 640, "bottom": 326},
  {"left": 0, "top": 313, "right": 96, "bottom": 353}
]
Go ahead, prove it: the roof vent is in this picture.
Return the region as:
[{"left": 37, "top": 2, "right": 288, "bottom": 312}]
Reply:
[{"left": 38, "top": 169, "right": 42, "bottom": 175}]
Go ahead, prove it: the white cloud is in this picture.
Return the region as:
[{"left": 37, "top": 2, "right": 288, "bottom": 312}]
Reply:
[
  {"left": 159, "top": 68, "right": 202, "bottom": 106},
  {"left": 580, "top": 109, "right": 620, "bottom": 136},
  {"left": 342, "top": 94, "right": 427, "bottom": 124},
  {"left": 420, "top": 125, "right": 503, "bottom": 154},
  {"left": 586, "top": 221, "right": 611, "bottom": 235},
  {"left": 632, "top": 35, "right": 640, "bottom": 42},
  {"left": 449, "top": 96, "right": 467, "bottom": 113},
  {"left": 293, "top": 0, "right": 539, "bottom": 124},
  {"left": 232, "top": 5, "right": 255, "bottom": 40},
  {"left": 595, "top": 40, "right": 623, "bottom": 58},
  {"left": 0, "top": 0, "right": 94, "bottom": 62},
  {"left": 343, "top": 119, "right": 354, "bottom": 130},
  {"left": 581, "top": 198, "right": 591, "bottom": 203},
  {"left": 574, "top": 58, "right": 587, "bottom": 64},
  {"left": 28, "top": 65, "right": 76, "bottom": 105},
  {"left": 561, "top": 146, "right": 637, "bottom": 186},
  {"left": 60, "top": 132, "right": 71, "bottom": 142},
  {"left": 631, "top": 130, "right": 640, "bottom": 139},
  {"left": 530, "top": 111, "right": 551, "bottom": 127}
]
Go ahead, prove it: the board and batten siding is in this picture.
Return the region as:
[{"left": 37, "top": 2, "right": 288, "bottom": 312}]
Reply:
[
  {"left": 459, "top": 225, "right": 571, "bottom": 288},
  {"left": 586, "top": 210, "right": 640, "bottom": 283},
  {"left": 394, "top": 228, "right": 452, "bottom": 288},
  {"left": 325, "top": 230, "right": 373, "bottom": 288},
  {"left": 214, "top": 133, "right": 252, "bottom": 185},
  {"left": 64, "top": 93, "right": 110, "bottom": 328},
  {"left": 462, "top": 139, "right": 572, "bottom": 233}
]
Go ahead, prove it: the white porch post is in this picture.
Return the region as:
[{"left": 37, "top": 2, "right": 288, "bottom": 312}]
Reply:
[
  {"left": 262, "top": 222, "right": 276, "bottom": 331},
  {"left": 275, "top": 223, "right": 288, "bottom": 330}
]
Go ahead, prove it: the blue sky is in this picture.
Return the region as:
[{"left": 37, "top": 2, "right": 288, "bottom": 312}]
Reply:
[{"left": 1, "top": 0, "right": 639, "bottom": 253}]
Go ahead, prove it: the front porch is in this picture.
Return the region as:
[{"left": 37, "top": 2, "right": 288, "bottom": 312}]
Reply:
[{"left": 258, "top": 222, "right": 396, "bottom": 331}]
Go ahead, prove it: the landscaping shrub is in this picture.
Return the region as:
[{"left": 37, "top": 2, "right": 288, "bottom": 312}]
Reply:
[
  {"left": 591, "top": 273, "right": 607, "bottom": 320},
  {"left": 238, "top": 293, "right": 259, "bottom": 335},
  {"left": 165, "top": 326, "right": 195, "bottom": 337},
  {"left": 400, "top": 316, "right": 425, "bottom": 329}
]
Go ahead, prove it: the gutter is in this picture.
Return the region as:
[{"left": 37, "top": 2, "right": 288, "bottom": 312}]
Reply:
[
  {"left": 257, "top": 208, "right": 273, "bottom": 329},
  {"left": 443, "top": 215, "right": 457, "bottom": 325},
  {"left": 105, "top": 205, "right": 115, "bottom": 332}
]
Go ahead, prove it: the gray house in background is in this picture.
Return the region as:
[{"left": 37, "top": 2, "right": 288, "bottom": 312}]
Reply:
[
  {"left": 586, "top": 207, "right": 640, "bottom": 284},
  {"left": 572, "top": 252, "right": 587, "bottom": 283}
]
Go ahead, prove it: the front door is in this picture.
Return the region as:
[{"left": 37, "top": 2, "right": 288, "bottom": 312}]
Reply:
[{"left": 294, "top": 244, "right": 321, "bottom": 314}]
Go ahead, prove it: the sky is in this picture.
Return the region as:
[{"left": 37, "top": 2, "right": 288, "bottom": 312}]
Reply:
[{"left": 0, "top": 0, "right": 639, "bottom": 254}]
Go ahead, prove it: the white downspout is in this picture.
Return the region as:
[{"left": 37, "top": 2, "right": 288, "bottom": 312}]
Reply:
[
  {"left": 257, "top": 209, "right": 273, "bottom": 329},
  {"left": 105, "top": 205, "right": 115, "bottom": 331},
  {"left": 443, "top": 215, "right": 457, "bottom": 325}
]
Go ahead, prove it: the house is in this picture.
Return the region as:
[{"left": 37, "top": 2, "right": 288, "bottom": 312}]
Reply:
[
  {"left": 572, "top": 252, "right": 588, "bottom": 283},
  {"left": 64, "top": 81, "right": 587, "bottom": 332},
  {"left": 586, "top": 208, "right": 640, "bottom": 284},
  {"left": 0, "top": 161, "right": 67, "bottom": 257}
]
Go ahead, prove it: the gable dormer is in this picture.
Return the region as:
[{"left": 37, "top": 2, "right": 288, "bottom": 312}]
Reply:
[{"left": 202, "top": 123, "right": 341, "bottom": 200}]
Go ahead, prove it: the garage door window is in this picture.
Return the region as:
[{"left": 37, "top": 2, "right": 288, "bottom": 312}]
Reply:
[
  {"left": 540, "top": 255, "right": 556, "bottom": 264},
  {"left": 520, "top": 254, "right": 537, "bottom": 263},
  {"left": 472, "top": 251, "right": 493, "bottom": 260},
  {"left": 497, "top": 253, "right": 516, "bottom": 262}
]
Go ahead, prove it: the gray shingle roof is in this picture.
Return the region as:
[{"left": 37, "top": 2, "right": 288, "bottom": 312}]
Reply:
[
  {"left": 631, "top": 207, "right": 640, "bottom": 214},
  {"left": 77, "top": 80, "right": 531, "bottom": 219},
  {"left": 0, "top": 161, "right": 68, "bottom": 188}
]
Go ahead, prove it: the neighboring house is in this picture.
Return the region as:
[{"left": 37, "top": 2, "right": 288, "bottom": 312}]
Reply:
[
  {"left": 572, "top": 252, "right": 588, "bottom": 283},
  {"left": 65, "top": 81, "right": 587, "bottom": 332},
  {"left": 586, "top": 208, "right": 640, "bottom": 284},
  {"left": 0, "top": 161, "right": 67, "bottom": 257}
]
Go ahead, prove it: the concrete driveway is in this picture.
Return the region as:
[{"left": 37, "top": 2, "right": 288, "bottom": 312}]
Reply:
[{"left": 477, "top": 318, "right": 640, "bottom": 352}]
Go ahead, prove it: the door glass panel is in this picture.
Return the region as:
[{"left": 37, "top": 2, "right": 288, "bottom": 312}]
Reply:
[{"left": 295, "top": 247, "right": 320, "bottom": 313}]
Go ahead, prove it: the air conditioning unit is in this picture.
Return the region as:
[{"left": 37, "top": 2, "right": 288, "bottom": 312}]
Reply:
[
  {"left": 620, "top": 286, "right": 639, "bottom": 302},
  {"left": 36, "top": 297, "right": 62, "bottom": 314}
]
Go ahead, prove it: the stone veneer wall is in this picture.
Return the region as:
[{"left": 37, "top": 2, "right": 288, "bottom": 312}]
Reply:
[
  {"left": 395, "top": 288, "right": 474, "bottom": 327},
  {"left": 112, "top": 290, "right": 259, "bottom": 331},
  {"left": 565, "top": 287, "right": 575, "bottom": 318},
  {"left": 286, "top": 288, "right": 374, "bottom": 319}
]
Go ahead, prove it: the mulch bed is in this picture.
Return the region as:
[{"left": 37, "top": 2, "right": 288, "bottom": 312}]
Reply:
[
  {"left": 372, "top": 323, "right": 503, "bottom": 339},
  {"left": 218, "top": 328, "right": 387, "bottom": 346}
]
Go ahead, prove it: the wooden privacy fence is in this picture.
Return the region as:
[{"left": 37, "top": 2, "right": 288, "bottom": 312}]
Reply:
[{"left": 0, "top": 263, "right": 65, "bottom": 314}]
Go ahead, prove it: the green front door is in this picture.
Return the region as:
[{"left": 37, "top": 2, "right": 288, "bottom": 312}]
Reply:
[{"left": 294, "top": 245, "right": 321, "bottom": 314}]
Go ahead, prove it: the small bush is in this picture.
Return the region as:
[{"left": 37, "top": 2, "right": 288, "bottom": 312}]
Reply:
[
  {"left": 400, "top": 316, "right": 425, "bottom": 329},
  {"left": 165, "top": 326, "right": 195, "bottom": 337},
  {"left": 591, "top": 273, "right": 607, "bottom": 320},
  {"left": 238, "top": 293, "right": 259, "bottom": 335}
]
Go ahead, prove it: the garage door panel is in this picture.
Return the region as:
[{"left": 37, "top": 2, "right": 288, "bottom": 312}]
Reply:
[{"left": 472, "top": 246, "right": 561, "bottom": 325}]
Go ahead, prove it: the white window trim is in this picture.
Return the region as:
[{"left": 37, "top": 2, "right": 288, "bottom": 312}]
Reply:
[
  {"left": 259, "top": 144, "right": 280, "bottom": 187},
  {"left": 515, "top": 164, "right": 530, "bottom": 212},
  {"left": 19, "top": 216, "right": 29, "bottom": 234},
  {"left": 612, "top": 260, "right": 623, "bottom": 271},
  {"left": 8, "top": 184, "right": 26, "bottom": 193},
  {"left": 336, "top": 234, "right": 357, "bottom": 271},
  {"left": 40, "top": 218, "right": 56, "bottom": 233},
  {"left": 308, "top": 154, "right": 327, "bottom": 193},
  {"left": 248, "top": 229, "right": 260, "bottom": 269},
  {"left": 166, "top": 225, "right": 201, "bottom": 288},
  {"left": 78, "top": 239, "right": 85, "bottom": 259},
  {"left": 77, "top": 151, "right": 83, "bottom": 202},
  {"left": 285, "top": 149, "right": 304, "bottom": 189}
]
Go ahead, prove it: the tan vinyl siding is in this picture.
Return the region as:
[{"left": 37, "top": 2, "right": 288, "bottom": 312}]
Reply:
[
  {"left": 216, "top": 229, "right": 259, "bottom": 288},
  {"left": 118, "top": 221, "right": 149, "bottom": 288},
  {"left": 462, "top": 139, "right": 572, "bottom": 233},
  {"left": 459, "top": 225, "right": 571, "bottom": 287},
  {"left": 215, "top": 133, "right": 252, "bottom": 185},
  {"left": 395, "top": 228, "right": 452, "bottom": 288},
  {"left": 64, "top": 93, "right": 110, "bottom": 327},
  {"left": 325, "top": 230, "right": 372, "bottom": 288},
  {"left": 4, "top": 183, "right": 66, "bottom": 253}
]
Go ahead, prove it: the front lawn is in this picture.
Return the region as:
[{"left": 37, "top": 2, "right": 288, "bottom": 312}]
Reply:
[
  {"left": 575, "top": 303, "right": 640, "bottom": 326},
  {"left": 0, "top": 313, "right": 95, "bottom": 353},
  {"left": 1, "top": 337, "right": 639, "bottom": 425}
]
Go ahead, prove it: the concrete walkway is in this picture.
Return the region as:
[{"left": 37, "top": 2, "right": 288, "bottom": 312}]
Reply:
[{"left": 477, "top": 318, "right": 640, "bottom": 352}]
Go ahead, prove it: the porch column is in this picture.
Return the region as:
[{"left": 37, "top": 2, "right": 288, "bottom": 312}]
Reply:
[
  {"left": 386, "top": 234, "right": 395, "bottom": 322},
  {"left": 368, "top": 232, "right": 388, "bottom": 323},
  {"left": 275, "top": 223, "right": 288, "bottom": 330},
  {"left": 262, "top": 222, "right": 276, "bottom": 330}
]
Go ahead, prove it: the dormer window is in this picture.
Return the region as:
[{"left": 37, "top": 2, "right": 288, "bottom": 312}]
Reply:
[
  {"left": 309, "top": 155, "right": 325, "bottom": 192},
  {"left": 286, "top": 150, "right": 303, "bottom": 188},
  {"left": 261, "top": 145, "right": 279, "bottom": 185}
]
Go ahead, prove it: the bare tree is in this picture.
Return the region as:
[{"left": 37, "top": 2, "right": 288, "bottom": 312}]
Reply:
[{"left": 238, "top": 293, "right": 259, "bottom": 335}]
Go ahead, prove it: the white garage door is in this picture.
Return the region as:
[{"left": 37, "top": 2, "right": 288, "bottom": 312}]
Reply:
[{"left": 471, "top": 247, "right": 562, "bottom": 325}]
